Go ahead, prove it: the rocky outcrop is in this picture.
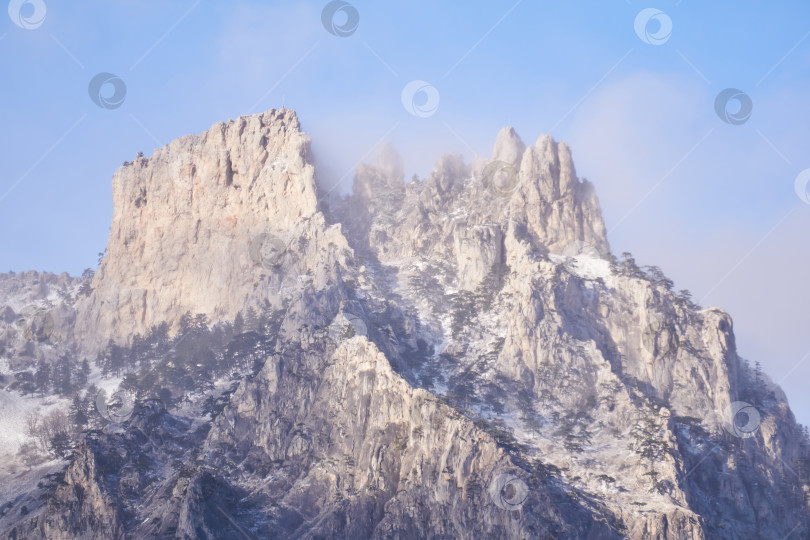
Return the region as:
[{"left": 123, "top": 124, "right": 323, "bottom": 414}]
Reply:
[
  {"left": 35, "top": 438, "right": 126, "bottom": 539},
  {"left": 335, "top": 125, "right": 609, "bottom": 292},
  {"left": 75, "top": 109, "right": 348, "bottom": 351},
  {"left": 330, "top": 125, "right": 809, "bottom": 538},
  {"left": 20, "top": 334, "right": 616, "bottom": 539},
  {"left": 453, "top": 224, "right": 503, "bottom": 290},
  {"left": 203, "top": 334, "right": 616, "bottom": 538}
]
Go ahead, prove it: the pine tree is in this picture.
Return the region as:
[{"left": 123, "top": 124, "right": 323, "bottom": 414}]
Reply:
[
  {"left": 257, "top": 310, "right": 269, "bottom": 335},
  {"left": 96, "top": 340, "right": 114, "bottom": 376},
  {"left": 473, "top": 262, "right": 505, "bottom": 311},
  {"left": 178, "top": 311, "right": 193, "bottom": 334},
  {"left": 35, "top": 359, "right": 51, "bottom": 395},
  {"left": 70, "top": 394, "right": 88, "bottom": 431},
  {"left": 77, "top": 358, "right": 90, "bottom": 388},
  {"left": 244, "top": 307, "right": 258, "bottom": 333},
  {"left": 49, "top": 431, "right": 72, "bottom": 458},
  {"left": 109, "top": 344, "right": 125, "bottom": 377},
  {"left": 137, "top": 360, "right": 157, "bottom": 392},
  {"left": 754, "top": 361, "right": 764, "bottom": 392},
  {"left": 193, "top": 313, "right": 209, "bottom": 331},
  {"left": 644, "top": 266, "right": 674, "bottom": 290},
  {"left": 78, "top": 268, "right": 94, "bottom": 297},
  {"left": 54, "top": 355, "right": 73, "bottom": 395},
  {"left": 233, "top": 312, "right": 245, "bottom": 335},
  {"left": 129, "top": 335, "right": 143, "bottom": 368},
  {"left": 122, "top": 372, "right": 140, "bottom": 396},
  {"left": 259, "top": 303, "right": 278, "bottom": 336},
  {"left": 83, "top": 386, "right": 97, "bottom": 427},
  {"left": 616, "top": 252, "right": 648, "bottom": 279}
]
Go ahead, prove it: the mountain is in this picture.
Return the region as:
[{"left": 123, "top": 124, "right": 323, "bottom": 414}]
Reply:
[{"left": 0, "top": 109, "right": 807, "bottom": 539}]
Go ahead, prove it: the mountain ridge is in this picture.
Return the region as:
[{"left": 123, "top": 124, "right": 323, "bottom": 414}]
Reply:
[{"left": 0, "top": 108, "right": 807, "bottom": 539}]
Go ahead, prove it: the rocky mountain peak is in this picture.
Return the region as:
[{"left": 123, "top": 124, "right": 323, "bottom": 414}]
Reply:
[
  {"left": 491, "top": 126, "right": 526, "bottom": 167},
  {"left": 127, "top": 107, "right": 317, "bottom": 225},
  {"left": 330, "top": 126, "right": 611, "bottom": 293},
  {"left": 74, "top": 109, "right": 347, "bottom": 350},
  {"left": 3, "top": 111, "right": 806, "bottom": 539},
  {"left": 509, "top": 131, "right": 608, "bottom": 256}
]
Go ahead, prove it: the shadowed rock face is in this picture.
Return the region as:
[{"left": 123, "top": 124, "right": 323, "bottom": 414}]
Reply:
[{"left": 2, "top": 110, "right": 808, "bottom": 539}]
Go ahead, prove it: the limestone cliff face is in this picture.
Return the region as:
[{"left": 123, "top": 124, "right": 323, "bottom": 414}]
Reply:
[
  {"left": 203, "top": 335, "right": 614, "bottom": 538},
  {"left": 75, "top": 109, "right": 348, "bottom": 350},
  {"left": 3, "top": 111, "right": 808, "bottom": 539}
]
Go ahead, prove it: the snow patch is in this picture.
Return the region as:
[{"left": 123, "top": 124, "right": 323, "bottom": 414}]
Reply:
[
  {"left": 0, "top": 390, "right": 69, "bottom": 457},
  {"left": 549, "top": 252, "right": 611, "bottom": 281}
]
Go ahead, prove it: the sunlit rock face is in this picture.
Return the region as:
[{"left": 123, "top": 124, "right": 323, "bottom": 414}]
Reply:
[
  {"left": 74, "top": 109, "right": 351, "bottom": 351},
  {"left": 2, "top": 111, "right": 806, "bottom": 540}
]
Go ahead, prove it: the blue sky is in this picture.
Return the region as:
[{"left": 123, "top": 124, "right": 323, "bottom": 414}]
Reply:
[{"left": 2, "top": 0, "right": 809, "bottom": 424}]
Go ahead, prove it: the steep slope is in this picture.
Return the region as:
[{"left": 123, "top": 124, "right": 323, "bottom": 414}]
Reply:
[
  {"left": 75, "top": 108, "right": 345, "bottom": 351},
  {"left": 0, "top": 271, "right": 84, "bottom": 369},
  {"left": 330, "top": 128, "right": 809, "bottom": 538},
  {"left": 16, "top": 336, "right": 615, "bottom": 539},
  {"left": 0, "top": 110, "right": 807, "bottom": 539}
]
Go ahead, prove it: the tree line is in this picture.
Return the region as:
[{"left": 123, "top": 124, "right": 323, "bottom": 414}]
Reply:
[{"left": 16, "top": 304, "right": 285, "bottom": 462}]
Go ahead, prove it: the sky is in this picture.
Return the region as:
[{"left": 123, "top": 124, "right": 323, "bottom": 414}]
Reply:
[{"left": 1, "top": 0, "right": 809, "bottom": 424}]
